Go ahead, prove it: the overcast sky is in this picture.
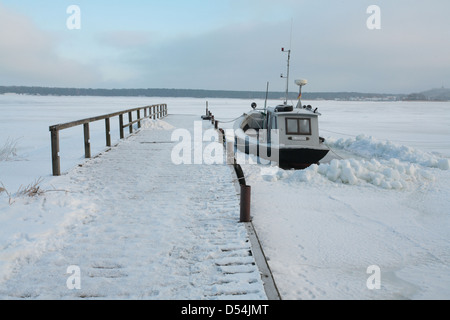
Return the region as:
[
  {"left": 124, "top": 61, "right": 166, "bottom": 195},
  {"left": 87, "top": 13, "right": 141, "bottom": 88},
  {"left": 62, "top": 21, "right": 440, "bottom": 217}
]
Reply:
[{"left": 0, "top": 0, "right": 449, "bottom": 93}]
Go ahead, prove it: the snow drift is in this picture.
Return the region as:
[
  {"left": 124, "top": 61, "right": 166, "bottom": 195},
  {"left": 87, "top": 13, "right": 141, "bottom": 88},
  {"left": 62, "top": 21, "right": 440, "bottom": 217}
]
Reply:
[
  {"left": 326, "top": 135, "right": 450, "bottom": 170},
  {"left": 252, "top": 134, "right": 449, "bottom": 190},
  {"left": 140, "top": 119, "right": 175, "bottom": 130}
]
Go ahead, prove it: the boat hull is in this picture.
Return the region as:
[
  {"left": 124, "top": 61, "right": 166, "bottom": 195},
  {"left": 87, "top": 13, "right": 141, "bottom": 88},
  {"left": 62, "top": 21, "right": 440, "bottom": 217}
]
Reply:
[
  {"left": 233, "top": 113, "right": 329, "bottom": 169},
  {"left": 235, "top": 139, "right": 329, "bottom": 169},
  {"left": 277, "top": 148, "right": 329, "bottom": 169}
]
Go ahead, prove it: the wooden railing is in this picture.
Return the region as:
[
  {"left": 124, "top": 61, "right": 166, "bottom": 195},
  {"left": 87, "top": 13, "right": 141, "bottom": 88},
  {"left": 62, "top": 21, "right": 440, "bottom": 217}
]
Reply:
[{"left": 49, "top": 104, "right": 167, "bottom": 176}]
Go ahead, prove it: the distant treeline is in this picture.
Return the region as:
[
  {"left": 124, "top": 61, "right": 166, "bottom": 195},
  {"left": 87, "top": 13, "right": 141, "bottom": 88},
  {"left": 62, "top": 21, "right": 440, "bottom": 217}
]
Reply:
[
  {"left": 0, "top": 86, "right": 272, "bottom": 99},
  {"left": 4, "top": 85, "right": 448, "bottom": 101},
  {"left": 404, "top": 87, "right": 450, "bottom": 101}
]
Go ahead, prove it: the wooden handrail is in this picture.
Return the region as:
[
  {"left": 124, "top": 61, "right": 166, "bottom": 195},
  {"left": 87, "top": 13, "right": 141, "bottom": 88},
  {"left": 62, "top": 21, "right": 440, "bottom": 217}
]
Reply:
[
  {"left": 49, "top": 105, "right": 163, "bottom": 131},
  {"left": 49, "top": 104, "right": 167, "bottom": 176}
]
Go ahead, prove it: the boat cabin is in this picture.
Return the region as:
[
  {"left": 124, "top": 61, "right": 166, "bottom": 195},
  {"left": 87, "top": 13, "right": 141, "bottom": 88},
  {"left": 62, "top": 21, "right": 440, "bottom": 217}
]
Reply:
[
  {"left": 240, "top": 104, "right": 323, "bottom": 147},
  {"left": 265, "top": 104, "right": 322, "bottom": 147}
]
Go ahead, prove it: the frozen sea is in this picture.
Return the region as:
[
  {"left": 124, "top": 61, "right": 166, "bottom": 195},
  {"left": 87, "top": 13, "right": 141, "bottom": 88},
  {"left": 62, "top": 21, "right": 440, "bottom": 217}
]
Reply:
[{"left": 0, "top": 94, "right": 449, "bottom": 299}]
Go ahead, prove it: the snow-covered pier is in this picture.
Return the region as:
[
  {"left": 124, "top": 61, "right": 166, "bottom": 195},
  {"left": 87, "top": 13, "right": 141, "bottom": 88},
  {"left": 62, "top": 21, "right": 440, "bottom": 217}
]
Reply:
[{"left": 0, "top": 114, "right": 271, "bottom": 300}]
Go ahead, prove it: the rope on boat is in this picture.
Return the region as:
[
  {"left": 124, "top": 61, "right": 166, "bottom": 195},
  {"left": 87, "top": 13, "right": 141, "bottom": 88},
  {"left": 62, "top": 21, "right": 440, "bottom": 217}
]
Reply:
[
  {"left": 327, "top": 147, "right": 345, "bottom": 160},
  {"left": 213, "top": 115, "right": 244, "bottom": 123},
  {"left": 321, "top": 128, "right": 357, "bottom": 137}
]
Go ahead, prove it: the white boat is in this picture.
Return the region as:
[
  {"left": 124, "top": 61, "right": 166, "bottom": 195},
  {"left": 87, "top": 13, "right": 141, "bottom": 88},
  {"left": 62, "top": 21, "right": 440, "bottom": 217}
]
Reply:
[{"left": 234, "top": 50, "right": 329, "bottom": 169}]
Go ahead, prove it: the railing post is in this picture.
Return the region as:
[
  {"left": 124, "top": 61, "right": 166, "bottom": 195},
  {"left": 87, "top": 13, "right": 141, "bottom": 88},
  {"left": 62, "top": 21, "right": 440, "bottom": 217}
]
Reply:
[
  {"left": 105, "top": 117, "right": 111, "bottom": 147},
  {"left": 83, "top": 123, "right": 91, "bottom": 158},
  {"left": 152, "top": 106, "right": 156, "bottom": 120},
  {"left": 50, "top": 127, "right": 61, "bottom": 176},
  {"left": 128, "top": 112, "right": 133, "bottom": 134},
  {"left": 137, "top": 109, "right": 141, "bottom": 129},
  {"left": 119, "top": 114, "right": 124, "bottom": 139}
]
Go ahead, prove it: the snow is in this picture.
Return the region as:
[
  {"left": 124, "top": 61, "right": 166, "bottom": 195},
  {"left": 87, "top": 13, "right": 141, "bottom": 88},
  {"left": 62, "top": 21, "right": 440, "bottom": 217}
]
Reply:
[
  {"left": 237, "top": 101, "right": 450, "bottom": 300},
  {"left": 1, "top": 95, "right": 449, "bottom": 300},
  {"left": 243, "top": 163, "right": 450, "bottom": 299},
  {"left": 0, "top": 107, "right": 266, "bottom": 299},
  {"left": 0, "top": 110, "right": 266, "bottom": 300},
  {"left": 327, "top": 134, "right": 450, "bottom": 170},
  {"left": 140, "top": 118, "right": 175, "bottom": 131}
]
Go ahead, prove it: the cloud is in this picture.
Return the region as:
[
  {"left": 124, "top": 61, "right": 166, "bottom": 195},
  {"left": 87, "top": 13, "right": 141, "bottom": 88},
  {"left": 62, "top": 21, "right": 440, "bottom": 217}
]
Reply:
[
  {"left": 0, "top": 3, "right": 102, "bottom": 87},
  {"left": 106, "top": 1, "right": 449, "bottom": 93},
  {"left": 0, "top": 1, "right": 448, "bottom": 93},
  {"left": 122, "top": 21, "right": 294, "bottom": 91},
  {"left": 97, "top": 30, "right": 153, "bottom": 48}
]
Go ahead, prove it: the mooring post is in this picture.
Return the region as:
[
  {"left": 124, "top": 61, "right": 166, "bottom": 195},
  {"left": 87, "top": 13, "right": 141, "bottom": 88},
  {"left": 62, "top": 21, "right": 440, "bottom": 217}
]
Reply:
[
  {"left": 218, "top": 128, "right": 225, "bottom": 145},
  {"left": 83, "top": 123, "right": 91, "bottom": 159},
  {"left": 240, "top": 184, "right": 251, "bottom": 222},
  {"left": 50, "top": 127, "right": 61, "bottom": 176},
  {"left": 215, "top": 120, "right": 219, "bottom": 130}
]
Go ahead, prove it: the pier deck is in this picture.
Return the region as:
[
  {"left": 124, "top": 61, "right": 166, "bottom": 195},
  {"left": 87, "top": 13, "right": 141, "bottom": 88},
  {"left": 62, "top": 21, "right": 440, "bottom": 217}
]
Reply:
[{"left": 0, "top": 115, "right": 269, "bottom": 300}]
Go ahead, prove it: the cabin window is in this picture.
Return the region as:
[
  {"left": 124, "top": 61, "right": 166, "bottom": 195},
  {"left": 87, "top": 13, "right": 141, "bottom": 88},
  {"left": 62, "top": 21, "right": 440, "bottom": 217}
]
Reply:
[
  {"left": 285, "top": 118, "right": 311, "bottom": 135},
  {"left": 286, "top": 119, "right": 298, "bottom": 133},
  {"left": 299, "top": 119, "right": 311, "bottom": 134}
]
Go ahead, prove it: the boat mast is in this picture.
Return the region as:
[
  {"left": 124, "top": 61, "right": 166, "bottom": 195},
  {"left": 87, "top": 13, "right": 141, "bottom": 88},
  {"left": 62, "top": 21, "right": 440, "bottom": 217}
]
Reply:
[
  {"left": 264, "top": 81, "right": 269, "bottom": 113},
  {"left": 281, "top": 48, "right": 291, "bottom": 105}
]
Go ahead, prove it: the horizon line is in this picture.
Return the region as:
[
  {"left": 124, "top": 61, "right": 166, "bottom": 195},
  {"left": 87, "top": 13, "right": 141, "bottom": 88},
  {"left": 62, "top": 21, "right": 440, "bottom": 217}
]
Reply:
[{"left": 0, "top": 85, "right": 414, "bottom": 96}]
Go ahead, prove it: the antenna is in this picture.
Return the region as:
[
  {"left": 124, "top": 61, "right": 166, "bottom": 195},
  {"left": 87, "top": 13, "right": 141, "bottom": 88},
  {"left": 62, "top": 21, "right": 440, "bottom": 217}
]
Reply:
[
  {"left": 264, "top": 81, "right": 269, "bottom": 113},
  {"left": 289, "top": 18, "right": 293, "bottom": 50},
  {"left": 280, "top": 21, "right": 294, "bottom": 105},
  {"left": 281, "top": 48, "right": 291, "bottom": 105}
]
